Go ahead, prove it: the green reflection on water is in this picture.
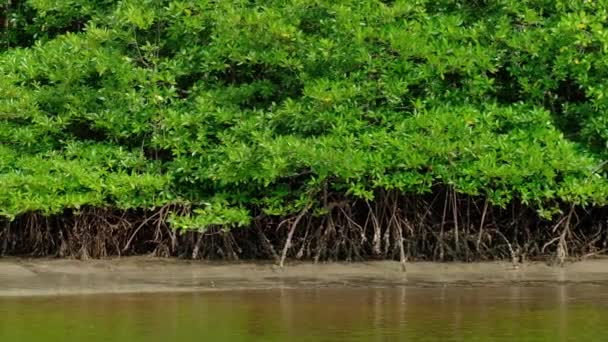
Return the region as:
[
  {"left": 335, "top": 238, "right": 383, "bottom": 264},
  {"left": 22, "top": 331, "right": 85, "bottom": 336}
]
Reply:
[{"left": 1, "top": 285, "right": 608, "bottom": 341}]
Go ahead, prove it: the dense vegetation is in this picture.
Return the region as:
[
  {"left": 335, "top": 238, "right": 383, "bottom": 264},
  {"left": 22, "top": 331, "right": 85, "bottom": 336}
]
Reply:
[{"left": 2, "top": 0, "right": 608, "bottom": 264}]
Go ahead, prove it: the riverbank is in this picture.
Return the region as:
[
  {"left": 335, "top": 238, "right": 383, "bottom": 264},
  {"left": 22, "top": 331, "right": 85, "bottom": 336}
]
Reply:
[{"left": 2, "top": 257, "right": 608, "bottom": 297}]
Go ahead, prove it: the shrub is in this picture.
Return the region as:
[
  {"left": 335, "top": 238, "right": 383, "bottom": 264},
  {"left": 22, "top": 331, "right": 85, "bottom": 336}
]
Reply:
[{"left": 2, "top": 0, "right": 607, "bottom": 234}]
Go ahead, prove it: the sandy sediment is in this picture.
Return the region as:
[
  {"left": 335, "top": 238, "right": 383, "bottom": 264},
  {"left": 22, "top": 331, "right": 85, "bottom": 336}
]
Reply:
[{"left": 1, "top": 257, "right": 608, "bottom": 297}]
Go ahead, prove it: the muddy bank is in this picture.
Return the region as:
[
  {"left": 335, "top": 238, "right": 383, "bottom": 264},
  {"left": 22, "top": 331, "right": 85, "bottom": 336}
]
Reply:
[{"left": 2, "top": 257, "right": 608, "bottom": 297}]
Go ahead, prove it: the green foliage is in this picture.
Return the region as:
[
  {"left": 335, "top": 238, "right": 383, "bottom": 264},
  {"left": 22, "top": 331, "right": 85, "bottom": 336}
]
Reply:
[
  {"left": 168, "top": 198, "right": 251, "bottom": 232},
  {"left": 2, "top": 0, "right": 608, "bottom": 228}
]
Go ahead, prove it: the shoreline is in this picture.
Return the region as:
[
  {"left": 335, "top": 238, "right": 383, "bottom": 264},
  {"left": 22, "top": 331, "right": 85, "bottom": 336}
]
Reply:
[{"left": 2, "top": 257, "right": 608, "bottom": 297}]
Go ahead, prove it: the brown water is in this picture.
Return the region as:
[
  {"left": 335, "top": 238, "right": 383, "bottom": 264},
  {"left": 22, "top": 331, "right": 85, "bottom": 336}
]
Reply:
[{"left": 2, "top": 285, "right": 608, "bottom": 341}]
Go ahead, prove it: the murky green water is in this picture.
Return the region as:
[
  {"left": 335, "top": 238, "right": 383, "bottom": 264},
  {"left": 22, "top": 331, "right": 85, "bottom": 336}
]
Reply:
[{"left": 1, "top": 285, "right": 608, "bottom": 341}]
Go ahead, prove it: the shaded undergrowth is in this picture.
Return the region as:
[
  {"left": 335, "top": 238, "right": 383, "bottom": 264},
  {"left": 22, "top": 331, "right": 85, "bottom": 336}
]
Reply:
[{"left": 3, "top": 189, "right": 606, "bottom": 266}]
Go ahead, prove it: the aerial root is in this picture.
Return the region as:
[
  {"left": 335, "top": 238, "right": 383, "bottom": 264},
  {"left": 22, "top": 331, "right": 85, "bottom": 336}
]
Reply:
[
  {"left": 279, "top": 205, "right": 310, "bottom": 268},
  {"left": 1, "top": 191, "right": 605, "bottom": 263}
]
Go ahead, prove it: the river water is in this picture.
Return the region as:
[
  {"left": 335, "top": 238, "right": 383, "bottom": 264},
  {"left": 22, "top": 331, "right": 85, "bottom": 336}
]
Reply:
[{"left": 1, "top": 285, "right": 608, "bottom": 341}]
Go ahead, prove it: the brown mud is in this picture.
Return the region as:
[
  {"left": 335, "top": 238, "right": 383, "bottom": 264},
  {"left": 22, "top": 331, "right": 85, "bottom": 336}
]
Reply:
[{"left": 2, "top": 257, "right": 608, "bottom": 297}]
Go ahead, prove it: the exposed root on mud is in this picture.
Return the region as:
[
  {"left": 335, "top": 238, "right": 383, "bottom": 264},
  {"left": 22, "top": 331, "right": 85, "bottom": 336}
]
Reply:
[
  {"left": 279, "top": 204, "right": 310, "bottom": 268},
  {"left": 2, "top": 189, "right": 607, "bottom": 264}
]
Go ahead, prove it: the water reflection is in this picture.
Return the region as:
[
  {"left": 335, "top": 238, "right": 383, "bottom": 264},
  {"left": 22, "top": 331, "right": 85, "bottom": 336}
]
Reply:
[{"left": 1, "top": 285, "right": 608, "bottom": 341}]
